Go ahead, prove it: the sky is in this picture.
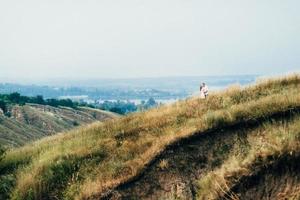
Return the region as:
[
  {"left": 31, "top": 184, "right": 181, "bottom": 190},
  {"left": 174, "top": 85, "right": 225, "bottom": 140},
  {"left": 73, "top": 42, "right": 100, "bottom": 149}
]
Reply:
[{"left": 0, "top": 0, "right": 299, "bottom": 82}]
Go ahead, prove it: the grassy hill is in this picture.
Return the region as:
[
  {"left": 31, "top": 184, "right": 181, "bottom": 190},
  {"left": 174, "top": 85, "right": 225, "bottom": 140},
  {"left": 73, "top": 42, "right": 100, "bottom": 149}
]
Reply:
[
  {"left": 0, "top": 74, "right": 300, "bottom": 200},
  {"left": 0, "top": 104, "right": 118, "bottom": 147}
]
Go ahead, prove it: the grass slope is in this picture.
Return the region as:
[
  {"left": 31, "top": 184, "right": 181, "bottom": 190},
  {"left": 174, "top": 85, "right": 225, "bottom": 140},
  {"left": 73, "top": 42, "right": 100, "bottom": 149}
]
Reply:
[
  {"left": 110, "top": 113, "right": 300, "bottom": 199},
  {"left": 0, "top": 104, "right": 118, "bottom": 147},
  {"left": 0, "top": 74, "right": 300, "bottom": 200}
]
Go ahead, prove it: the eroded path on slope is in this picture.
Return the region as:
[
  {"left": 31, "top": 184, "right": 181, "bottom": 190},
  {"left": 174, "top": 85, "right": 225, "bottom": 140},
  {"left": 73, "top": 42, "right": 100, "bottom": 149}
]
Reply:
[
  {"left": 103, "top": 110, "right": 300, "bottom": 200},
  {"left": 220, "top": 155, "right": 300, "bottom": 200}
]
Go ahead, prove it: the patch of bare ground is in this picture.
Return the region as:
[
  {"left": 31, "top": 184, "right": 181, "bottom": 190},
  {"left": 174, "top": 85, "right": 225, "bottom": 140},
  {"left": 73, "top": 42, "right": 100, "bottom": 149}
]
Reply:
[
  {"left": 108, "top": 128, "right": 247, "bottom": 200},
  {"left": 103, "top": 110, "right": 299, "bottom": 200},
  {"left": 220, "top": 155, "right": 300, "bottom": 200}
]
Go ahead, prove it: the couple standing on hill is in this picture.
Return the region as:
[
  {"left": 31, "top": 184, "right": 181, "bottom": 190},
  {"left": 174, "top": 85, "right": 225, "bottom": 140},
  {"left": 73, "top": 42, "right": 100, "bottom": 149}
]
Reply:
[{"left": 200, "top": 83, "right": 208, "bottom": 99}]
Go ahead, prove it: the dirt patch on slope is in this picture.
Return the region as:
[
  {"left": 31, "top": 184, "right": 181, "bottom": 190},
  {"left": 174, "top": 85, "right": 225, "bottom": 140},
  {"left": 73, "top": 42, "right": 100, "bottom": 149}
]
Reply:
[
  {"left": 104, "top": 125, "right": 252, "bottom": 200},
  {"left": 221, "top": 155, "right": 300, "bottom": 200},
  {"left": 102, "top": 111, "right": 299, "bottom": 200}
]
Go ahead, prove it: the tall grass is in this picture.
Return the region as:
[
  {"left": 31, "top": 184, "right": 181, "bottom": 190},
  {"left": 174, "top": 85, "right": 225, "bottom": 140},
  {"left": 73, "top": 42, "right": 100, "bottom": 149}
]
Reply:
[
  {"left": 196, "top": 116, "right": 300, "bottom": 199},
  {"left": 0, "top": 74, "right": 299, "bottom": 200}
]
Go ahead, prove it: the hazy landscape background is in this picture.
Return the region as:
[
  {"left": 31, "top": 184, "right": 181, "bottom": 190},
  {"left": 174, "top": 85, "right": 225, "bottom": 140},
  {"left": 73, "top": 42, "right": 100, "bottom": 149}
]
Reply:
[
  {"left": 1, "top": 1, "right": 300, "bottom": 199},
  {"left": 0, "top": 75, "right": 258, "bottom": 103}
]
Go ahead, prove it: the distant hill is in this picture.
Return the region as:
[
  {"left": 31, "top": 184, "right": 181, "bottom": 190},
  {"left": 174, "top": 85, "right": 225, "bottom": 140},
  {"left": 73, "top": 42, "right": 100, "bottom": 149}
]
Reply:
[
  {"left": 0, "top": 74, "right": 299, "bottom": 200},
  {"left": 0, "top": 104, "right": 118, "bottom": 147}
]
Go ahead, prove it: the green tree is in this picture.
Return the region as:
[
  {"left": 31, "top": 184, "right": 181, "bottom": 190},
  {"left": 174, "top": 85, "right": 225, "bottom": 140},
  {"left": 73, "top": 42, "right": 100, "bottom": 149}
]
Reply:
[
  {"left": 145, "top": 97, "right": 157, "bottom": 109},
  {"left": 35, "top": 95, "right": 45, "bottom": 104},
  {"left": 8, "top": 92, "right": 21, "bottom": 104},
  {"left": 0, "top": 100, "right": 7, "bottom": 114}
]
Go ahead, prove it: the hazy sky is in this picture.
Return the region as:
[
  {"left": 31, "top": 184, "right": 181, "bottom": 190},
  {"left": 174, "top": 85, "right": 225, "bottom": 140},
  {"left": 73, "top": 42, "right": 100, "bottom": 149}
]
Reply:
[{"left": 0, "top": 0, "right": 299, "bottom": 81}]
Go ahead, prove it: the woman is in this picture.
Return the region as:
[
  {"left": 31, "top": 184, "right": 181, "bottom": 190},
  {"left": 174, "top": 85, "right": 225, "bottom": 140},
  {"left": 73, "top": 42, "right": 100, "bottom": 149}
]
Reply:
[{"left": 200, "top": 84, "right": 205, "bottom": 99}]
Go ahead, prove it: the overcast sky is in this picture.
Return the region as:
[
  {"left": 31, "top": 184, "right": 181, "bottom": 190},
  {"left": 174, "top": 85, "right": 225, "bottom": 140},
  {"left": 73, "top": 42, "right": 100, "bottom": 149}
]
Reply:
[{"left": 0, "top": 0, "right": 299, "bottom": 81}]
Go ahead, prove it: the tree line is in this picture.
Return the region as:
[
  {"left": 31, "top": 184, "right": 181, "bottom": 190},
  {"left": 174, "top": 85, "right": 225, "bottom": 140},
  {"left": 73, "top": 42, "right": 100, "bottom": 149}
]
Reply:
[
  {"left": 98, "top": 98, "right": 158, "bottom": 114},
  {"left": 0, "top": 92, "right": 80, "bottom": 115},
  {"left": 0, "top": 92, "right": 159, "bottom": 116}
]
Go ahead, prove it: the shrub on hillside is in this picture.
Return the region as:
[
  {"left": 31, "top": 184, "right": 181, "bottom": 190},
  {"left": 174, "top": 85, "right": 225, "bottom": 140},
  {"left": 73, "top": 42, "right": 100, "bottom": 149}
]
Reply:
[
  {"left": 0, "top": 100, "right": 7, "bottom": 114},
  {"left": 0, "top": 145, "right": 5, "bottom": 163}
]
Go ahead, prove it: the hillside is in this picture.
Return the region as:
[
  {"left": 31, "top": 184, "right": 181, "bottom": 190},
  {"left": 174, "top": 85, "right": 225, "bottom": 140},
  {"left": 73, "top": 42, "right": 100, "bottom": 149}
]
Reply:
[
  {"left": 0, "top": 74, "right": 300, "bottom": 200},
  {"left": 0, "top": 104, "right": 118, "bottom": 147}
]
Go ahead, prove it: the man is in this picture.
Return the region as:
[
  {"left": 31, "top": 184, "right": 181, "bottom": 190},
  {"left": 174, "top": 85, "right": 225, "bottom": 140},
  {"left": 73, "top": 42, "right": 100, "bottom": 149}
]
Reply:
[{"left": 201, "top": 83, "right": 209, "bottom": 98}]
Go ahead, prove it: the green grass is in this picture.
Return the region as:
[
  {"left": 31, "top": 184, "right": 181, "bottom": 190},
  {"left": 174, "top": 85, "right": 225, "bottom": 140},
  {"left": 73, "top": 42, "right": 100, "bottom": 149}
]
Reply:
[{"left": 0, "top": 74, "right": 300, "bottom": 200}]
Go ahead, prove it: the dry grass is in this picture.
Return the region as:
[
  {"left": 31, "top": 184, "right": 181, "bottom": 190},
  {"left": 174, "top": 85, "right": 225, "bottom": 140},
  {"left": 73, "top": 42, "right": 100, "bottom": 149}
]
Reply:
[
  {"left": 0, "top": 74, "right": 300, "bottom": 200},
  {"left": 196, "top": 117, "right": 300, "bottom": 199},
  {"left": 158, "top": 159, "right": 169, "bottom": 170}
]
